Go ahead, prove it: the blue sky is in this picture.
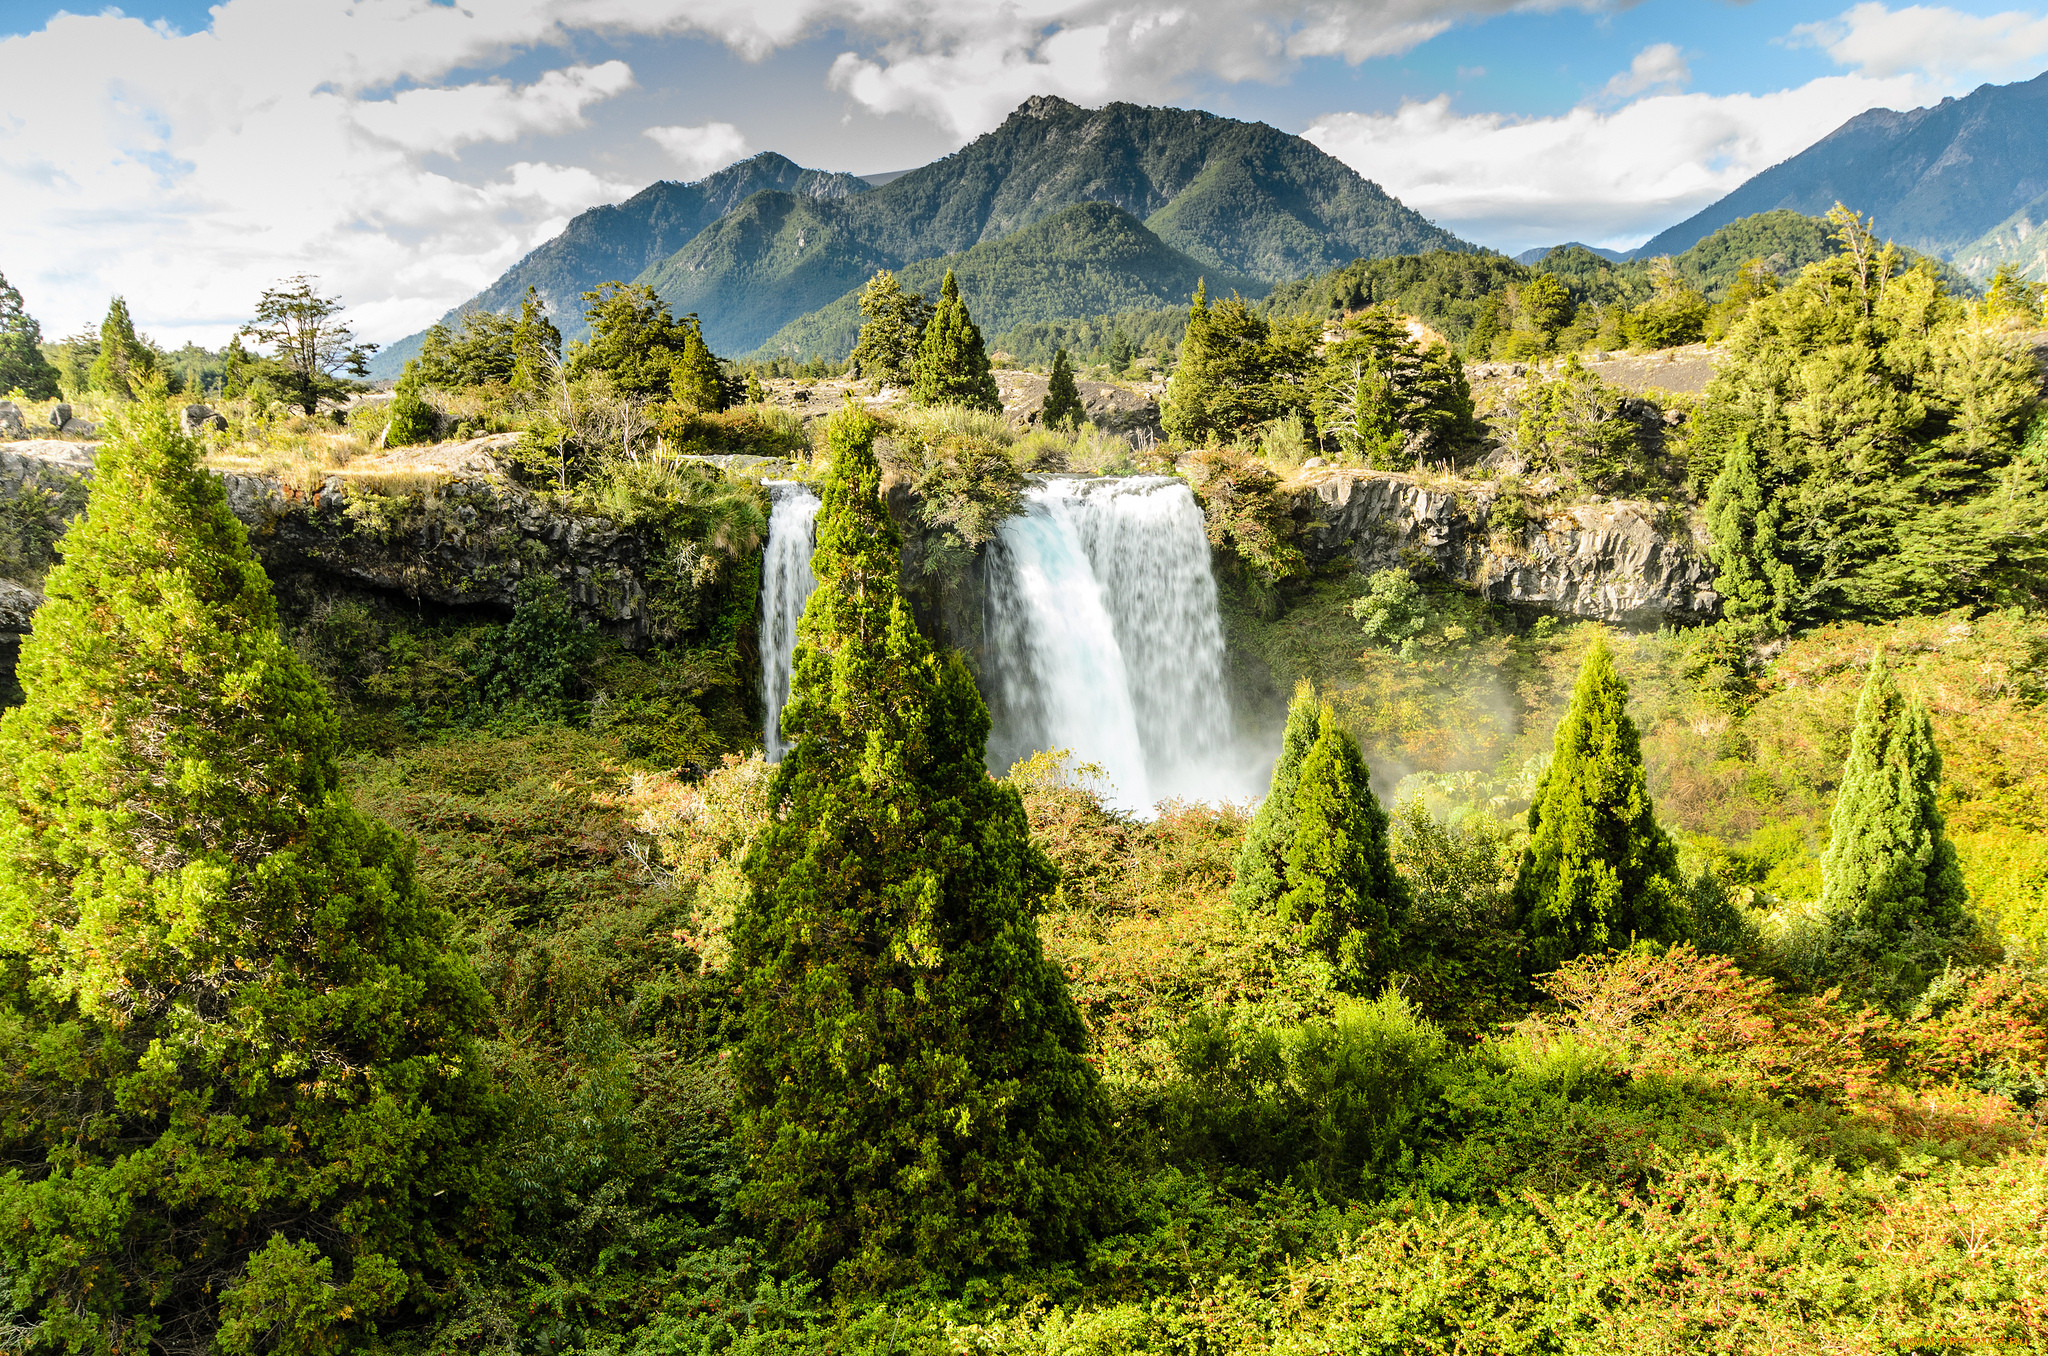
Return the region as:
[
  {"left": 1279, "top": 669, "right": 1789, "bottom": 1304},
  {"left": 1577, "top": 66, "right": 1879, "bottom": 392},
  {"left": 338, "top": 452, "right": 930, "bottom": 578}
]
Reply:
[{"left": 4, "top": 0, "right": 2046, "bottom": 345}]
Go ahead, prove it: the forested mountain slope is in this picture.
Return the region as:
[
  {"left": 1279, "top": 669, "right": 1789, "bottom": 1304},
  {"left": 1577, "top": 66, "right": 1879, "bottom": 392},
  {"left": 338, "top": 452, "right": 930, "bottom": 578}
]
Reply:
[
  {"left": 641, "top": 95, "right": 1471, "bottom": 354},
  {"left": 371, "top": 152, "right": 870, "bottom": 374},
  {"left": 756, "top": 203, "right": 1253, "bottom": 361},
  {"left": 1635, "top": 69, "right": 2048, "bottom": 268}
]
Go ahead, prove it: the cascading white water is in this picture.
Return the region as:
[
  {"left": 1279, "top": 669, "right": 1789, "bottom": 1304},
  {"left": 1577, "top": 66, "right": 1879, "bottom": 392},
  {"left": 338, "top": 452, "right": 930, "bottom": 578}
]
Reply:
[
  {"left": 758, "top": 481, "right": 821, "bottom": 761},
  {"left": 983, "top": 476, "right": 1245, "bottom": 812}
]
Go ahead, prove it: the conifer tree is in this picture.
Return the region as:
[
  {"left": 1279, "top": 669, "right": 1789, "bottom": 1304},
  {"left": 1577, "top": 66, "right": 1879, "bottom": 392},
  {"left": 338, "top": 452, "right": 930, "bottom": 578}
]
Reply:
[
  {"left": 509, "top": 285, "right": 562, "bottom": 399},
  {"left": 912, "top": 270, "right": 1001, "bottom": 413},
  {"left": 849, "top": 269, "right": 930, "bottom": 386},
  {"left": 1277, "top": 704, "right": 1404, "bottom": 979},
  {"left": 0, "top": 269, "right": 61, "bottom": 400},
  {"left": 1705, "top": 433, "right": 1798, "bottom": 631},
  {"left": 669, "top": 320, "right": 725, "bottom": 411},
  {"left": 1041, "top": 347, "right": 1084, "bottom": 431},
  {"left": 385, "top": 359, "right": 437, "bottom": 445},
  {"left": 87, "top": 295, "right": 158, "bottom": 399},
  {"left": 1510, "top": 636, "right": 1685, "bottom": 972},
  {"left": 0, "top": 403, "right": 493, "bottom": 1351},
  {"left": 731, "top": 408, "right": 1104, "bottom": 1290},
  {"left": 1230, "top": 680, "right": 1320, "bottom": 911},
  {"left": 1818, "top": 653, "right": 1970, "bottom": 949}
]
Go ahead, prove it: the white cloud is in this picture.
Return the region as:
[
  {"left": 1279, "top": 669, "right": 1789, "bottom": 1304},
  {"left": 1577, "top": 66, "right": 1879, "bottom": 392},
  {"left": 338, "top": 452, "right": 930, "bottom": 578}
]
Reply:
[
  {"left": 1790, "top": 2, "right": 2048, "bottom": 83},
  {"left": 1304, "top": 70, "right": 1942, "bottom": 252},
  {"left": 1601, "top": 42, "right": 1688, "bottom": 100},
  {"left": 644, "top": 121, "right": 751, "bottom": 177},
  {"left": 821, "top": 0, "right": 1555, "bottom": 137},
  {"left": 351, "top": 61, "right": 636, "bottom": 154},
  {"left": 0, "top": 7, "right": 661, "bottom": 349}
]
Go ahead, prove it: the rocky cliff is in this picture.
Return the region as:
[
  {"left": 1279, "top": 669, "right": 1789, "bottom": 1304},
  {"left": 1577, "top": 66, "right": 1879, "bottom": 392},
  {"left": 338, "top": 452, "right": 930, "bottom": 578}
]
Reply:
[
  {"left": 0, "top": 439, "right": 1720, "bottom": 707},
  {"left": 1287, "top": 468, "right": 1719, "bottom": 626},
  {"left": 0, "top": 435, "right": 683, "bottom": 647}
]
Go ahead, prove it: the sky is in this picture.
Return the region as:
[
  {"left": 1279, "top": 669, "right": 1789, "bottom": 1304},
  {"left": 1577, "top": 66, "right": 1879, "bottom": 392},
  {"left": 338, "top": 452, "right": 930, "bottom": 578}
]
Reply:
[{"left": 4, "top": 0, "right": 2048, "bottom": 350}]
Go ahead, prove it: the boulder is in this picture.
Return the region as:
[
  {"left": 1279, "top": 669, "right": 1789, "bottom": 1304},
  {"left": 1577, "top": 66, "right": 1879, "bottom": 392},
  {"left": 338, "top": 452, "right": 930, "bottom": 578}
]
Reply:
[
  {"left": 181, "top": 403, "right": 228, "bottom": 434},
  {"left": 0, "top": 401, "right": 23, "bottom": 437},
  {"left": 49, "top": 403, "right": 70, "bottom": 429},
  {"left": 59, "top": 418, "right": 99, "bottom": 438}
]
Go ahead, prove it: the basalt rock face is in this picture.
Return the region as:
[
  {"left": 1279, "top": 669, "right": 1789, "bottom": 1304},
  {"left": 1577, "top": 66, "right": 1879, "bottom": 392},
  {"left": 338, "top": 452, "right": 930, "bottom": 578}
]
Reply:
[
  {"left": 1288, "top": 469, "right": 1720, "bottom": 627},
  {"left": 0, "top": 435, "right": 680, "bottom": 654}
]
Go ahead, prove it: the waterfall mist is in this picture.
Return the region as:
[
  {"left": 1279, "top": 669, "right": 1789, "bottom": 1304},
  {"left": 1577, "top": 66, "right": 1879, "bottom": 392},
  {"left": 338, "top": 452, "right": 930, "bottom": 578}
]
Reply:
[
  {"left": 759, "top": 481, "right": 821, "bottom": 762},
  {"left": 983, "top": 476, "right": 1260, "bottom": 813}
]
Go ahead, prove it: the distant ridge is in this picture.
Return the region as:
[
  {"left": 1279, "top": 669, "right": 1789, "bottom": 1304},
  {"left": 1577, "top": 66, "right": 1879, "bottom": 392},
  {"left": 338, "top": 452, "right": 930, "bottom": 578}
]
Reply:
[
  {"left": 371, "top": 152, "right": 869, "bottom": 376},
  {"left": 1515, "top": 243, "right": 1628, "bottom": 265},
  {"left": 1634, "top": 69, "right": 2048, "bottom": 271}
]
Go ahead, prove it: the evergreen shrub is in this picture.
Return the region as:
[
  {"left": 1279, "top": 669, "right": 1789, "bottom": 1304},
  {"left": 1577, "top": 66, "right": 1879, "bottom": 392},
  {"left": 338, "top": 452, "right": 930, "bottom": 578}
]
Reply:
[
  {"left": 731, "top": 408, "right": 1107, "bottom": 1291},
  {"left": 0, "top": 402, "right": 494, "bottom": 1352}
]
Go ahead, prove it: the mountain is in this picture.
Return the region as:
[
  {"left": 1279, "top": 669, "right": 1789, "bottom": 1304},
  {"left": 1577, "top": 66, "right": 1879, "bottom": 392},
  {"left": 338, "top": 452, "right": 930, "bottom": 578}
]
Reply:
[
  {"left": 757, "top": 202, "right": 1251, "bottom": 360},
  {"left": 1954, "top": 190, "right": 2048, "bottom": 281},
  {"left": 1514, "top": 243, "right": 1627, "bottom": 265},
  {"left": 635, "top": 95, "right": 1472, "bottom": 355},
  {"left": 370, "top": 152, "right": 869, "bottom": 376},
  {"left": 1634, "top": 69, "right": 2048, "bottom": 269}
]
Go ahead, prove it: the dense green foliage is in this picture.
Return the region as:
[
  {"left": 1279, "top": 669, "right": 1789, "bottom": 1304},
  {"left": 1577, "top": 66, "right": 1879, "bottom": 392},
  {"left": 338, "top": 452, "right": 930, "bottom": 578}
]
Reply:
[
  {"left": 911, "top": 272, "right": 1001, "bottom": 413},
  {"left": 0, "top": 270, "right": 60, "bottom": 400},
  {"left": 731, "top": 410, "right": 1106, "bottom": 1291},
  {"left": 987, "top": 306, "right": 1188, "bottom": 370},
  {"left": 1819, "top": 654, "right": 1972, "bottom": 971},
  {"left": 0, "top": 405, "right": 493, "bottom": 1352},
  {"left": 384, "top": 361, "right": 437, "bottom": 445},
  {"left": 569, "top": 281, "right": 725, "bottom": 402},
  {"left": 1309, "top": 307, "right": 1475, "bottom": 466},
  {"left": 86, "top": 296, "right": 159, "bottom": 400},
  {"left": 1276, "top": 703, "right": 1405, "bottom": 980},
  {"left": 1704, "top": 434, "right": 1797, "bottom": 631},
  {"left": 1692, "top": 207, "right": 2048, "bottom": 624},
  {"left": 1039, "top": 348, "right": 1082, "bottom": 430},
  {"left": 1511, "top": 638, "right": 1686, "bottom": 972},
  {"left": 1163, "top": 283, "right": 1315, "bottom": 444},
  {"left": 763, "top": 204, "right": 1245, "bottom": 362},
  {"left": 1230, "top": 683, "right": 1321, "bottom": 913},
  {"left": 847, "top": 269, "right": 931, "bottom": 385}
]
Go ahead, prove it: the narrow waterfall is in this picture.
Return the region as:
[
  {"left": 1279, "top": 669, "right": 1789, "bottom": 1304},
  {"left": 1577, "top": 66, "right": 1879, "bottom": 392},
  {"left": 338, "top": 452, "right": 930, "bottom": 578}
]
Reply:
[
  {"left": 759, "top": 481, "right": 821, "bottom": 761},
  {"left": 984, "top": 476, "right": 1242, "bottom": 812}
]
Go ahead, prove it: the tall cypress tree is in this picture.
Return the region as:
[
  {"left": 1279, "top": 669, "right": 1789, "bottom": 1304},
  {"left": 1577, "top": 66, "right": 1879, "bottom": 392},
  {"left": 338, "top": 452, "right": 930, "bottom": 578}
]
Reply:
[
  {"left": 731, "top": 408, "right": 1104, "bottom": 1292},
  {"left": 1510, "top": 636, "right": 1685, "bottom": 972},
  {"left": 0, "top": 403, "right": 493, "bottom": 1352},
  {"left": 1230, "top": 680, "right": 1320, "bottom": 912},
  {"left": 1818, "top": 653, "right": 1970, "bottom": 950},
  {"left": 669, "top": 319, "right": 725, "bottom": 412},
  {"left": 911, "top": 270, "right": 1001, "bottom": 413},
  {"left": 1277, "top": 703, "right": 1404, "bottom": 981},
  {"left": 1705, "top": 433, "right": 1798, "bottom": 631},
  {"left": 1041, "top": 348, "right": 1084, "bottom": 431},
  {"left": 87, "top": 295, "right": 157, "bottom": 400}
]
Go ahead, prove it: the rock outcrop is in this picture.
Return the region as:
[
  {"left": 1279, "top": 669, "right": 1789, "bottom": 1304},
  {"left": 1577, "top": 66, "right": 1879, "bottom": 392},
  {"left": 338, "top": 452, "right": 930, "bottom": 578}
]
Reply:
[
  {"left": 1288, "top": 468, "right": 1719, "bottom": 626},
  {"left": 0, "top": 435, "right": 688, "bottom": 649}
]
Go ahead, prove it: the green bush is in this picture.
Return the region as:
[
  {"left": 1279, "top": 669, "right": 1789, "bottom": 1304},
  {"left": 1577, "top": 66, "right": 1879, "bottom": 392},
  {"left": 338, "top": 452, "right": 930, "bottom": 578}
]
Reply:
[{"left": 1165, "top": 990, "right": 1450, "bottom": 1194}]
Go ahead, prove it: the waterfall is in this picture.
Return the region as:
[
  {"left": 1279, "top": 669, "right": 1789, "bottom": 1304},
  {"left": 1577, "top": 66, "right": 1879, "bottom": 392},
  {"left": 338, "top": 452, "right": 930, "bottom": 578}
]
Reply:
[
  {"left": 984, "top": 476, "right": 1243, "bottom": 812},
  {"left": 759, "top": 480, "right": 820, "bottom": 761}
]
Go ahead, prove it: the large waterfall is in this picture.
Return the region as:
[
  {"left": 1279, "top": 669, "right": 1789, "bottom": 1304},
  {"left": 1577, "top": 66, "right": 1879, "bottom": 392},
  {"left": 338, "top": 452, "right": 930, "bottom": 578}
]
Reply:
[
  {"left": 758, "top": 481, "right": 821, "bottom": 761},
  {"left": 755, "top": 474, "right": 1249, "bottom": 809},
  {"left": 983, "top": 476, "right": 1246, "bottom": 812}
]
